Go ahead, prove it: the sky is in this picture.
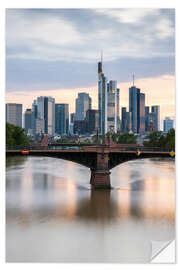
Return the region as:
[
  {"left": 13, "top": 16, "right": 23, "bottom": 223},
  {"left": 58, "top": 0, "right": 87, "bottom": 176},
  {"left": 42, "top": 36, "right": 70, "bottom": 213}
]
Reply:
[{"left": 6, "top": 8, "right": 175, "bottom": 123}]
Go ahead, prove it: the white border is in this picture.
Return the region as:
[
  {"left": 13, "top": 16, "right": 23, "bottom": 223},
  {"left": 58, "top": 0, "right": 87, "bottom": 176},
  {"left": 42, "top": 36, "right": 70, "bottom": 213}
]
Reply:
[{"left": 1, "top": 0, "right": 179, "bottom": 269}]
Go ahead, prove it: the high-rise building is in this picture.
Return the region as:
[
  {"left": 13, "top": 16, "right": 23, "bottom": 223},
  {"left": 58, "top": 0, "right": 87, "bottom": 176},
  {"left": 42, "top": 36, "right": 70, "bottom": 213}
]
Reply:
[
  {"left": 129, "top": 86, "right": 138, "bottom": 133},
  {"left": 136, "top": 88, "right": 141, "bottom": 133},
  {"left": 69, "top": 113, "right": 75, "bottom": 135},
  {"left": 129, "top": 83, "right": 145, "bottom": 134},
  {"left": 98, "top": 58, "right": 120, "bottom": 135},
  {"left": 55, "top": 104, "right": 69, "bottom": 135},
  {"left": 24, "top": 108, "right": 33, "bottom": 134},
  {"left": 107, "top": 80, "right": 119, "bottom": 133},
  {"left": 116, "top": 88, "right": 120, "bottom": 131},
  {"left": 6, "top": 103, "right": 22, "bottom": 127},
  {"left": 37, "top": 96, "right": 55, "bottom": 135},
  {"left": 139, "top": 93, "right": 145, "bottom": 133},
  {"left": 148, "top": 113, "right": 155, "bottom": 132},
  {"left": 35, "top": 118, "right": 44, "bottom": 135},
  {"left": 126, "top": 112, "right": 131, "bottom": 133},
  {"left": 151, "top": 105, "right": 160, "bottom": 131},
  {"left": 145, "top": 106, "right": 150, "bottom": 132},
  {"left": 73, "top": 120, "right": 86, "bottom": 135},
  {"left": 163, "top": 117, "right": 174, "bottom": 133},
  {"left": 70, "top": 113, "right": 75, "bottom": 124},
  {"left": 98, "top": 59, "right": 108, "bottom": 136},
  {"left": 121, "top": 107, "right": 127, "bottom": 133},
  {"left": 85, "top": 109, "right": 99, "bottom": 134},
  {"left": 75, "top": 93, "right": 91, "bottom": 121},
  {"left": 32, "top": 100, "right": 38, "bottom": 134}
]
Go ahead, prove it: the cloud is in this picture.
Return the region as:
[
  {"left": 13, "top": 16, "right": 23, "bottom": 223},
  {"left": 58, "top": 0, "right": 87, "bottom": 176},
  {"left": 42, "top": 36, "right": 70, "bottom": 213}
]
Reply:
[
  {"left": 155, "top": 18, "right": 175, "bottom": 39},
  {"left": 6, "top": 55, "right": 175, "bottom": 91},
  {"left": 6, "top": 9, "right": 175, "bottom": 63},
  {"left": 95, "top": 8, "right": 160, "bottom": 24},
  {"left": 6, "top": 10, "right": 82, "bottom": 47}
]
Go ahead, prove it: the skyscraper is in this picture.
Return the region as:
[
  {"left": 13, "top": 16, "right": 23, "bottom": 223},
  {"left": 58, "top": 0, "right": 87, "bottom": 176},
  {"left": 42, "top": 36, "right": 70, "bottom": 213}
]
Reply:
[
  {"left": 37, "top": 96, "right": 55, "bottom": 135},
  {"left": 6, "top": 103, "right": 22, "bottom": 127},
  {"left": 121, "top": 107, "right": 127, "bottom": 133},
  {"left": 55, "top": 104, "right": 69, "bottom": 135},
  {"left": 35, "top": 118, "right": 44, "bottom": 135},
  {"left": 145, "top": 106, "right": 150, "bottom": 132},
  {"left": 163, "top": 117, "right": 174, "bottom": 133},
  {"left": 75, "top": 93, "right": 91, "bottom": 121},
  {"left": 73, "top": 120, "right": 86, "bottom": 135},
  {"left": 32, "top": 100, "right": 38, "bottom": 134},
  {"left": 107, "top": 80, "right": 119, "bottom": 133},
  {"left": 126, "top": 111, "right": 131, "bottom": 133},
  {"left": 98, "top": 58, "right": 108, "bottom": 135},
  {"left": 70, "top": 113, "right": 75, "bottom": 124},
  {"left": 136, "top": 88, "right": 140, "bottom": 133},
  {"left": 85, "top": 109, "right": 99, "bottom": 134},
  {"left": 139, "top": 93, "right": 145, "bottom": 133},
  {"left": 151, "top": 105, "right": 160, "bottom": 131},
  {"left": 24, "top": 108, "right": 33, "bottom": 134},
  {"left": 129, "top": 86, "right": 138, "bottom": 133},
  {"left": 116, "top": 88, "right": 120, "bottom": 131},
  {"left": 129, "top": 80, "right": 145, "bottom": 134}
]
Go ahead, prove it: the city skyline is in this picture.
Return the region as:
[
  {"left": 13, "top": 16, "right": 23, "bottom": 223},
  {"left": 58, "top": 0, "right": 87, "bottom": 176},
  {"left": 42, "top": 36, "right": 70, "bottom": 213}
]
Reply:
[{"left": 6, "top": 8, "right": 175, "bottom": 122}]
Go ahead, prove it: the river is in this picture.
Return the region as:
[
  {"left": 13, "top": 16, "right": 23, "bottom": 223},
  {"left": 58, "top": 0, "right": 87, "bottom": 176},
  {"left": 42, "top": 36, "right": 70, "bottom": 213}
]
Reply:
[{"left": 6, "top": 156, "right": 175, "bottom": 263}]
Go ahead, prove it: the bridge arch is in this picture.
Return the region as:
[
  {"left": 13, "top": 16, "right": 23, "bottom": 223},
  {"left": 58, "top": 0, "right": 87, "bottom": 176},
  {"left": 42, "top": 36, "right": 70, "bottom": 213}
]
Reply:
[
  {"left": 6, "top": 146, "right": 174, "bottom": 189},
  {"left": 108, "top": 152, "right": 173, "bottom": 170}
]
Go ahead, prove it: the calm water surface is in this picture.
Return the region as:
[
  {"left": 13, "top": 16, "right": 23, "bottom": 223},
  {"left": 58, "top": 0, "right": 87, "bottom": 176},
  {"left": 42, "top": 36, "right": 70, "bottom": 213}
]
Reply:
[{"left": 6, "top": 156, "right": 175, "bottom": 263}]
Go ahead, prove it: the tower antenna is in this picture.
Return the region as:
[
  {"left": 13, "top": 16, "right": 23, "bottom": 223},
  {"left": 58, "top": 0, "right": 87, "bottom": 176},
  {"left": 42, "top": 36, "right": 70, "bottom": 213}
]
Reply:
[
  {"left": 101, "top": 50, "right": 103, "bottom": 65},
  {"left": 133, "top": 73, "right": 135, "bottom": 86}
]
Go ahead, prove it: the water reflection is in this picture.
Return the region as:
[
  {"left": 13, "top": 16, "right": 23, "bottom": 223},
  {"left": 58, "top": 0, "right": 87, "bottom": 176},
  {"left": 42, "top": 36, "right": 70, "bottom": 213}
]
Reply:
[
  {"left": 6, "top": 156, "right": 175, "bottom": 262},
  {"left": 76, "top": 190, "right": 118, "bottom": 222}
]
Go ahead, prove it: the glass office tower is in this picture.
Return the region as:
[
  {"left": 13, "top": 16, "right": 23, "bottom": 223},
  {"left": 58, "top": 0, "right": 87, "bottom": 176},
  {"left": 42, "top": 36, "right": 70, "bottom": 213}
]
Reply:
[
  {"left": 129, "top": 86, "right": 138, "bottom": 133},
  {"left": 145, "top": 106, "right": 150, "bottom": 132},
  {"left": 37, "top": 96, "right": 55, "bottom": 136},
  {"left": 163, "top": 117, "right": 174, "bottom": 133},
  {"left": 151, "top": 105, "right": 160, "bottom": 131},
  {"left": 139, "top": 93, "right": 145, "bottom": 133},
  {"left": 107, "top": 80, "right": 119, "bottom": 133},
  {"left": 6, "top": 103, "right": 22, "bottom": 128},
  {"left": 121, "top": 107, "right": 127, "bottom": 133},
  {"left": 85, "top": 109, "right": 99, "bottom": 134},
  {"left": 129, "top": 85, "right": 145, "bottom": 134},
  {"left": 24, "top": 108, "right": 33, "bottom": 134},
  {"left": 98, "top": 60, "right": 108, "bottom": 135},
  {"left": 75, "top": 93, "right": 91, "bottom": 121},
  {"left": 55, "top": 104, "right": 69, "bottom": 135}
]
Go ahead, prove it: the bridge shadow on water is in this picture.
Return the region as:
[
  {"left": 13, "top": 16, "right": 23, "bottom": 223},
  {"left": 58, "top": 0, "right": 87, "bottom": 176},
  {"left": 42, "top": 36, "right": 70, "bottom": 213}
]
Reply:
[{"left": 75, "top": 189, "right": 117, "bottom": 222}]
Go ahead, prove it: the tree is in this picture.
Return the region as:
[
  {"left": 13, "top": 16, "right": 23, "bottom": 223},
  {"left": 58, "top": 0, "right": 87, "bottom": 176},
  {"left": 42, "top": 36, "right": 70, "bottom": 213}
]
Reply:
[
  {"left": 143, "top": 129, "right": 175, "bottom": 149},
  {"left": 144, "top": 131, "right": 164, "bottom": 147},
  {"left": 6, "top": 123, "right": 15, "bottom": 146},
  {"left": 116, "top": 133, "right": 137, "bottom": 144},
  {"left": 56, "top": 137, "right": 69, "bottom": 143},
  {"left": 165, "top": 128, "right": 175, "bottom": 149},
  {"left": 6, "top": 123, "right": 30, "bottom": 147}
]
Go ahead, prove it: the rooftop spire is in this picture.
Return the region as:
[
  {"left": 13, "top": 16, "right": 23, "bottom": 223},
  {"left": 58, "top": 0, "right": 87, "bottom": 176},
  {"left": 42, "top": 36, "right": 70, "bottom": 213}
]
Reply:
[
  {"left": 98, "top": 51, "right": 103, "bottom": 74},
  {"left": 133, "top": 73, "right": 135, "bottom": 86}
]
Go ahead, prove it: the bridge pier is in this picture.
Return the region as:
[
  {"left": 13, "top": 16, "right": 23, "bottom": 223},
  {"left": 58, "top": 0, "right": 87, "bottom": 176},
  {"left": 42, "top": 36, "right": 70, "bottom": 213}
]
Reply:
[
  {"left": 90, "top": 169, "right": 111, "bottom": 189},
  {"left": 90, "top": 151, "right": 111, "bottom": 189}
]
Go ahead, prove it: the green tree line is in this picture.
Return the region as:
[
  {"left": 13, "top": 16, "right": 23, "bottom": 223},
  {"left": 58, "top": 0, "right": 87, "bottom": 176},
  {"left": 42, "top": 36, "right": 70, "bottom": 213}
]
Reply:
[
  {"left": 6, "top": 122, "right": 30, "bottom": 147},
  {"left": 105, "top": 131, "right": 137, "bottom": 144},
  {"left": 143, "top": 128, "right": 175, "bottom": 149}
]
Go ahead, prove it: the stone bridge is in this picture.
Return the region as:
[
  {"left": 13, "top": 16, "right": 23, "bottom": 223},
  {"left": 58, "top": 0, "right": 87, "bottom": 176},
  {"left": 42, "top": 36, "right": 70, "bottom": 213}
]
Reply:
[{"left": 6, "top": 143, "right": 174, "bottom": 189}]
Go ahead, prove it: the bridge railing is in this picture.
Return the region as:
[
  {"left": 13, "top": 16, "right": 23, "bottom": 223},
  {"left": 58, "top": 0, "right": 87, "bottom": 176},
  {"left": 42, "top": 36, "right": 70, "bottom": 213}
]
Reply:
[
  {"left": 6, "top": 145, "right": 84, "bottom": 150},
  {"left": 115, "top": 146, "right": 173, "bottom": 152},
  {"left": 6, "top": 145, "right": 174, "bottom": 152}
]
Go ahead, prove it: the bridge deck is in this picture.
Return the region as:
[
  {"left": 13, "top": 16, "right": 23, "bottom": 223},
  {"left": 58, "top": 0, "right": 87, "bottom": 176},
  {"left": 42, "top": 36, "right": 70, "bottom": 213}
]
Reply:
[{"left": 6, "top": 149, "right": 171, "bottom": 154}]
